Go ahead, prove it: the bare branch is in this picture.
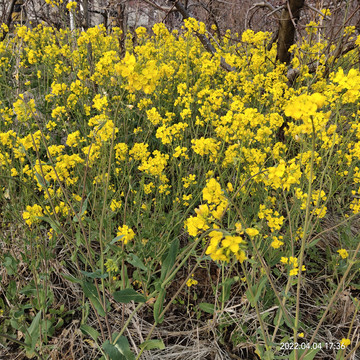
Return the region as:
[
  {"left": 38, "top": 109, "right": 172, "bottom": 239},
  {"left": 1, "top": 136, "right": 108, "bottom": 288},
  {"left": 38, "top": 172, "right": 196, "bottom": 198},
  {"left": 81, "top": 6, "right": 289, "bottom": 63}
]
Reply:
[
  {"left": 304, "top": 3, "right": 331, "bottom": 21},
  {"left": 246, "top": 1, "right": 281, "bottom": 27},
  {"left": 140, "top": 0, "right": 175, "bottom": 13},
  {"left": 1, "top": 0, "right": 16, "bottom": 41},
  {"left": 168, "top": 0, "right": 235, "bottom": 72}
]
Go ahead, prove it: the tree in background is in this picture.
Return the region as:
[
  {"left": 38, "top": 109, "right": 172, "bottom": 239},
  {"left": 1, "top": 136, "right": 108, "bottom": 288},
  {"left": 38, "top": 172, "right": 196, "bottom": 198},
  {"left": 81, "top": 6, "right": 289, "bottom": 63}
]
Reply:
[
  {"left": 277, "top": 0, "right": 305, "bottom": 64},
  {"left": 1, "top": 0, "right": 359, "bottom": 71}
]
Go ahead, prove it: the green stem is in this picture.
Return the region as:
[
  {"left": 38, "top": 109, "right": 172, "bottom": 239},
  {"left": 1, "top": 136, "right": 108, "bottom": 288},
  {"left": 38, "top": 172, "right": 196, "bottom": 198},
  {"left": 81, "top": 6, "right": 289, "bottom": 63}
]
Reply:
[
  {"left": 294, "top": 119, "right": 316, "bottom": 359},
  {"left": 241, "top": 262, "right": 269, "bottom": 349}
]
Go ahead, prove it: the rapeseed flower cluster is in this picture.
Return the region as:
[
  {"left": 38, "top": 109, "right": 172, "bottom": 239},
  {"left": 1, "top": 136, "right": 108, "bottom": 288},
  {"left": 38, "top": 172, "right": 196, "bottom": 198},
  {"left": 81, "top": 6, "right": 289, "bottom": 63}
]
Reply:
[
  {"left": 280, "top": 257, "right": 306, "bottom": 276},
  {"left": 0, "top": 19, "right": 359, "bottom": 330}
]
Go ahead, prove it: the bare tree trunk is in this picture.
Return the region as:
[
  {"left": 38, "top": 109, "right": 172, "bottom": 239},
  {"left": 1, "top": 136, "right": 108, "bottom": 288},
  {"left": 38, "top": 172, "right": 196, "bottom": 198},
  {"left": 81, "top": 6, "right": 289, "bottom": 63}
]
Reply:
[
  {"left": 82, "top": 0, "right": 89, "bottom": 29},
  {"left": 1, "top": 0, "right": 17, "bottom": 40},
  {"left": 116, "top": 2, "right": 126, "bottom": 58},
  {"left": 277, "top": 0, "right": 305, "bottom": 64}
]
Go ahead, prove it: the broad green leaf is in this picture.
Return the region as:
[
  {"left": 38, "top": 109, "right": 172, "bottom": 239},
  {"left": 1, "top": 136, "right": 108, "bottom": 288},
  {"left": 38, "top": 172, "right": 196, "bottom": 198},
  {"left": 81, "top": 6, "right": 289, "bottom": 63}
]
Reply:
[
  {"left": 35, "top": 172, "right": 48, "bottom": 188},
  {"left": 110, "top": 235, "right": 125, "bottom": 243},
  {"left": 80, "top": 269, "right": 108, "bottom": 279},
  {"left": 103, "top": 341, "right": 123, "bottom": 360},
  {"left": 306, "top": 237, "right": 322, "bottom": 249},
  {"left": 81, "top": 281, "right": 106, "bottom": 317},
  {"left": 80, "top": 324, "right": 100, "bottom": 342},
  {"left": 36, "top": 216, "right": 61, "bottom": 233},
  {"left": 60, "top": 273, "right": 82, "bottom": 284},
  {"left": 113, "top": 288, "right": 146, "bottom": 303},
  {"left": 273, "top": 308, "right": 284, "bottom": 327},
  {"left": 20, "top": 283, "right": 38, "bottom": 296},
  {"left": 289, "top": 347, "right": 321, "bottom": 360},
  {"left": 160, "top": 239, "right": 179, "bottom": 282},
  {"left": 246, "top": 276, "right": 267, "bottom": 307},
  {"left": 104, "top": 235, "right": 124, "bottom": 254},
  {"left": 153, "top": 289, "right": 165, "bottom": 324},
  {"left": 221, "top": 277, "right": 237, "bottom": 302},
  {"left": 103, "top": 336, "right": 135, "bottom": 360},
  {"left": 139, "top": 339, "right": 165, "bottom": 350},
  {"left": 28, "top": 311, "right": 41, "bottom": 338},
  {"left": 25, "top": 310, "right": 41, "bottom": 349},
  {"left": 126, "top": 253, "right": 147, "bottom": 271},
  {"left": 263, "top": 350, "right": 275, "bottom": 360},
  {"left": 114, "top": 336, "right": 135, "bottom": 360},
  {"left": 198, "top": 302, "right": 215, "bottom": 314},
  {"left": 73, "top": 192, "right": 91, "bottom": 222},
  {"left": 3, "top": 255, "right": 18, "bottom": 276}
]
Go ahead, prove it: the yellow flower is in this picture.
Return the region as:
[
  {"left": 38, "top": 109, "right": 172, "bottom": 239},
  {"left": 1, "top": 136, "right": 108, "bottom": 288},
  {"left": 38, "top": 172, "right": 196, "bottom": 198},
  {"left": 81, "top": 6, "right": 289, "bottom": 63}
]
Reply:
[
  {"left": 202, "top": 178, "right": 223, "bottom": 204},
  {"left": 186, "top": 275, "right": 198, "bottom": 287},
  {"left": 245, "top": 228, "right": 259, "bottom": 237},
  {"left": 289, "top": 268, "right": 299, "bottom": 276},
  {"left": 185, "top": 215, "right": 209, "bottom": 237},
  {"left": 92, "top": 94, "right": 108, "bottom": 112},
  {"left": 66, "top": 1, "right": 77, "bottom": 11},
  {"left": 117, "top": 225, "right": 135, "bottom": 244},
  {"left": 337, "top": 249, "right": 349, "bottom": 259},
  {"left": 340, "top": 338, "right": 350, "bottom": 347},
  {"left": 105, "top": 259, "right": 119, "bottom": 273},
  {"left": 222, "top": 235, "right": 244, "bottom": 253},
  {"left": 270, "top": 236, "right": 284, "bottom": 249},
  {"left": 321, "top": 8, "right": 331, "bottom": 16},
  {"left": 110, "top": 199, "right": 122, "bottom": 211},
  {"left": 235, "top": 222, "right": 244, "bottom": 234},
  {"left": 181, "top": 174, "right": 196, "bottom": 189},
  {"left": 23, "top": 204, "right": 44, "bottom": 227}
]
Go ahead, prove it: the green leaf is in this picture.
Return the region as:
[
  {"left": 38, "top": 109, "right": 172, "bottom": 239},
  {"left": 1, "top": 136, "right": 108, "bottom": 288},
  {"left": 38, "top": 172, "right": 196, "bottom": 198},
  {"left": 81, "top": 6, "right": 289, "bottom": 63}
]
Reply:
[
  {"left": 80, "top": 324, "right": 100, "bottom": 342},
  {"left": 198, "top": 302, "right": 215, "bottom": 314},
  {"left": 80, "top": 269, "right": 108, "bottom": 279},
  {"left": 273, "top": 308, "right": 284, "bottom": 327},
  {"left": 153, "top": 289, "right": 165, "bottom": 324},
  {"left": 139, "top": 339, "right": 165, "bottom": 350},
  {"left": 103, "top": 341, "right": 123, "bottom": 360},
  {"left": 24, "top": 311, "right": 41, "bottom": 349},
  {"left": 160, "top": 239, "right": 179, "bottom": 282},
  {"left": 3, "top": 254, "right": 18, "bottom": 276},
  {"left": 73, "top": 193, "right": 91, "bottom": 222},
  {"left": 81, "top": 281, "right": 106, "bottom": 317},
  {"left": 104, "top": 235, "right": 124, "bottom": 254},
  {"left": 289, "top": 347, "right": 321, "bottom": 360},
  {"left": 110, "top": 235, "right": 125, "bottom": 243},
  {"left": 35, "top": 171, "right": 48, "bottom": 188},
  {"left": 263, "top": 350, "right": 275, "bottom": 360},
  {"left": 36, "top": 216, "right": 61, "bottom": 233},
  {"left": 20, "top": 282, "right": 38, "bottom": 296},
  {"left": 60, "top": 273, "right": 82, "bottom": 284},
  {"left": 82, "top": 301, "right": 90, "bottom": 324},
  {"left": 221, "top": 277, "right": 237, "bottom": 302},
  {"left": 246, "top": 276, "right": 267, "bottom": 307},
  {"left": 126, "top": 253, "right": 147, "bottom": 271},
  {"left": 283, "top": 313, "right": 295, "bottom": 329},
  {"left": 113, "top": 288, "right": 146, "bottom": 303},
  {"left": 306, "top": 237, "right": 322, "bottom": 249},
  {"left": 114, "top": 336, "right": 135, "bottom": 360},
  {"left": 103, "top": 336, "right": 135, "bottom": 360}
]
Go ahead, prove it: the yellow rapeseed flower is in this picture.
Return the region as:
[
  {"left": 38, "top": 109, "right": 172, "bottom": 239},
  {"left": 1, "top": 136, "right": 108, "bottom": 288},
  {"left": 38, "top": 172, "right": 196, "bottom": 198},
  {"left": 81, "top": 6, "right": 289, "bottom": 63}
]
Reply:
[
  {"left": 337, "top": 249, "right": 349, "bottom": 259},
  {"left": 245, "top": 228, "right": 259, "bottom": 237},
  {"left": 340, "top": 338, "right": 350, "bottom": 347},
  {"left": 117, "top": 225, "right": 135, "bottom": 244}
]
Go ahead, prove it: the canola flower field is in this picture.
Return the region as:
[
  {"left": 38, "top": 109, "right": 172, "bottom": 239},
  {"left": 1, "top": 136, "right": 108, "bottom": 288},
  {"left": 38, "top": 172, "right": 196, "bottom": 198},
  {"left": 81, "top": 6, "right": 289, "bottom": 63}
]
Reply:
[{"left": 0, "top": 16, "right": 359, "bottom": 360}]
